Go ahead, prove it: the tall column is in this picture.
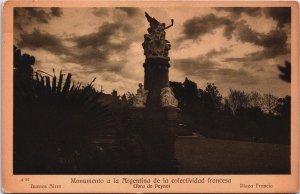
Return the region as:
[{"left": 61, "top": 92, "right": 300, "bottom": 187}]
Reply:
[
  {"left": 134, "top": 12, "right": 179, "bottom": 173},
  {"left": 142, "top": 12, "right": 174, "bottom": 108},
  {"left": 143, "top": 57, "right": 170, "bottom": 107}
]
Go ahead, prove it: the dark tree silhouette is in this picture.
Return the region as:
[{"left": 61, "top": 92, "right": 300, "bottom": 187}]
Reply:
[
  {"left": 13, "top": 45, "right": 35, "bottom": 81},
  {"left": 262, "top": 93, "right": 278, "bottom": 115},
  {"left": 227, "top": 89, "right": 250, "bottom": 114},
  {"left": 111, "top": 89, "right": 118, "bottom": 98},
  {"left": 121, "top": 94, "right": 127, "bottom": 102},
  {"left": 183, "top": 77, "right": 198, "bottom": 103},
  {"left": 170, "top": 81, "right": 184, "bottom": 108},
  {"left": 200, "top": 83, "right": 223, "bottom": 112},
  {"left": 278, "top": 61, "right": 291, "bottom": 82},
  {"left": 275, "top": 96, "right": 291, "bottom": 116},
  {"left": 170, "top": 78, "right": 289, "bottom": 144},
  {"left": 13, "top": 47, "right": 120, "bottom": 174}
]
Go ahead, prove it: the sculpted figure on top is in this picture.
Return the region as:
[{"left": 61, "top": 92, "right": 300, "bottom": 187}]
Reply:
[{"left": 142, "top": 12, "right": 174, "bottom": 59}]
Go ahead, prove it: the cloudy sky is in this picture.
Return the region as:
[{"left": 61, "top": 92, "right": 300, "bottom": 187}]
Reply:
[{"left": 14, "top": 7, "right": 291, "bottom": 97}]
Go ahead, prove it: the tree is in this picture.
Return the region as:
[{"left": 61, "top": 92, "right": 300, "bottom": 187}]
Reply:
[
  {"left": 227, "top": 89, "right": 250, "bottom": 114},
  {"left": 111, "top": 89, "right": 119, "bottom": 99},
  {"left": 201, "top": 83, "right": 223, "bottom": 112},
  {"left": 274, "top": 96, "right": 291, "bottom": 143},
  {"left": 261, "top": 93, "right": 279, "bottom": 114},
  {"left": 14, "top": 46, "right": 35, "bottom": 80},
  {"left": 14, "top": 69, "right": 118, "bottom": 173},
  {"left": 169, "top": 81, "right": 184, "bottom": 101},
  {"left": 169, "top": 81, "right": 184, "bottom": 108},
  {"left": 170, "top": 78, "right": 198, "bottom": 110},
  {"left": 183, "top": 77, "right": 198, "bottom": 103},
  {"left": 248, "top": 91, "right": 263, "bottom": 108},
  {"left": 275, "top": 96, "right": 291, "bottom": 116},
  {"left": 278, "top": 61, "right": 291, "bottom": 82},
  {"left": 121, "top": 94, "right": 127, "bottom": 102},
  {"left": 125, "top": 92, "right": 135, "bottom": 106}
]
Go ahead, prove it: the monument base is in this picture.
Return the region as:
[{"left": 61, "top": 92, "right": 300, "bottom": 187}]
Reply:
[
  {"left": 125, "top": 106, "right": 194, "bottom": 173},
  {"left": 125, "top": 107, "right": 177, "bottom": 173}
]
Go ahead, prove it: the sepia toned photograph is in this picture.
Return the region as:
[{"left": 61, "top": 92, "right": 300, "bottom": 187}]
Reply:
[
  {"left": 12, "top": 5, "right": 293, "bottom": 176},
  {"left": 2, "top": 0, "right": 299, "bottom": 192}
]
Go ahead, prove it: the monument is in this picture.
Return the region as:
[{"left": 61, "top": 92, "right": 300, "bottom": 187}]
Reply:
[
  {"left": 133, "top": 12, "right": 178, "bottom": 108},
  {"left": 129, "top": 12, "right": 185, "bottom": 173},
  {"left": 142, "top": 12, "right": 177, "bottom": 108}
]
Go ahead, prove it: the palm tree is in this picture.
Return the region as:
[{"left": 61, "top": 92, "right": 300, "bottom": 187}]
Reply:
[{"left": 14, "top": 47, "right": 118, "bottom": 174}]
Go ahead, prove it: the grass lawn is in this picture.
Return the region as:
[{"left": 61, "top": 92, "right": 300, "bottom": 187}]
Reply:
[{"left": 175, "top": 135, "right": 290, "bottom": 174}]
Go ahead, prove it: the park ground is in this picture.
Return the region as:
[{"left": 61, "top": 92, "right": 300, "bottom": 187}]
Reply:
[{"left": 175, "top": 134, "right": 290, "bottom": 174}]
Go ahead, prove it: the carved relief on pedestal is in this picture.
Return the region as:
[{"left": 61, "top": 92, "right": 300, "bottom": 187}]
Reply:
[
  {"left": 160, "top": 87, "right": 178, "bottom": 108},
  {"left": 133, "top": 83, "right": 149, "bottom": 107}
]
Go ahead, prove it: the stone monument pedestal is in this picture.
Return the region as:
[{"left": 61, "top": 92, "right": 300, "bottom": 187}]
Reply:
[
  {"left": 144, "top": 57, "right": 170, "bottom": 108},
  {"left": 126, "top": 107, "right": 178, "bottom": 173}
]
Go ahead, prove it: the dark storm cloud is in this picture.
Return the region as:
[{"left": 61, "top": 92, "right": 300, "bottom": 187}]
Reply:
[
  {"left": 14, "top": 7, "right": 64, "bottom": 32},
  {"left": 174, "top": 55, "right": 257, "bottom": 86},
  {"left": 179, "top": 7, "right": 291, "bottom": 44},
  {"left": 173, "top": 48, "right": 231, "bottom": 80},
  {"left": 263, "top": 7, "right": 291, "bottom": 28},
  {"left": 174, "top": 57, "right": 219, "bottom": 80},
  {"left": 245, "top": 47, "right": 289, "bottom": 61},
  {"left": 115, "top": 7, "right": 141, "bottom": 17},
  {"left": 92, "top": 7, "right": 141, "bottom": 17},
  {"left": 64, "top": 46, "right": 107, "bottom": 66},
  {"left": 50, "top": 7, "right": 63, "bottom": 17},
  {"left": 216, "top": 68, "right": 259, "bottom": 85},
  {"left": 71, "top": 22, "right": 131, "bottom": 49},
  {"left": 22, "top": 8, "right": 51, "bottom": 23},
  {"left": 16, "top": 7, "right": 143, "bottom": 75},
  {"left": 15, "top": 7, "right": 63, "bottom": 24},
  {"left": 215, "top": 7, "right": 291, "bottom": 29},
  {"left": 65, "top": 21, "right": 134, "bottom": 72},
  {"left": 215, "top": 7, "right": 262, "bottom": 18},
  {"left": 235, "top": 21, "right": 288, "bottom": 48},
  {"left": 179, "top": 14, "right": 234, "bottom": 40},
  {"left": 19, "top": 29, "right": 68, "bottom": 55},
  {"left": 225, "top": 21, "right": 289, "bottom": 62},
  {"left": 225, "top": 47, "right": 289, "bottom": 62},
  {"left": 223, "top": 23, "right": 236, "bottom": 39},
  {"left": 62, "top": 8, "right": 143, "bottom": 74}
]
